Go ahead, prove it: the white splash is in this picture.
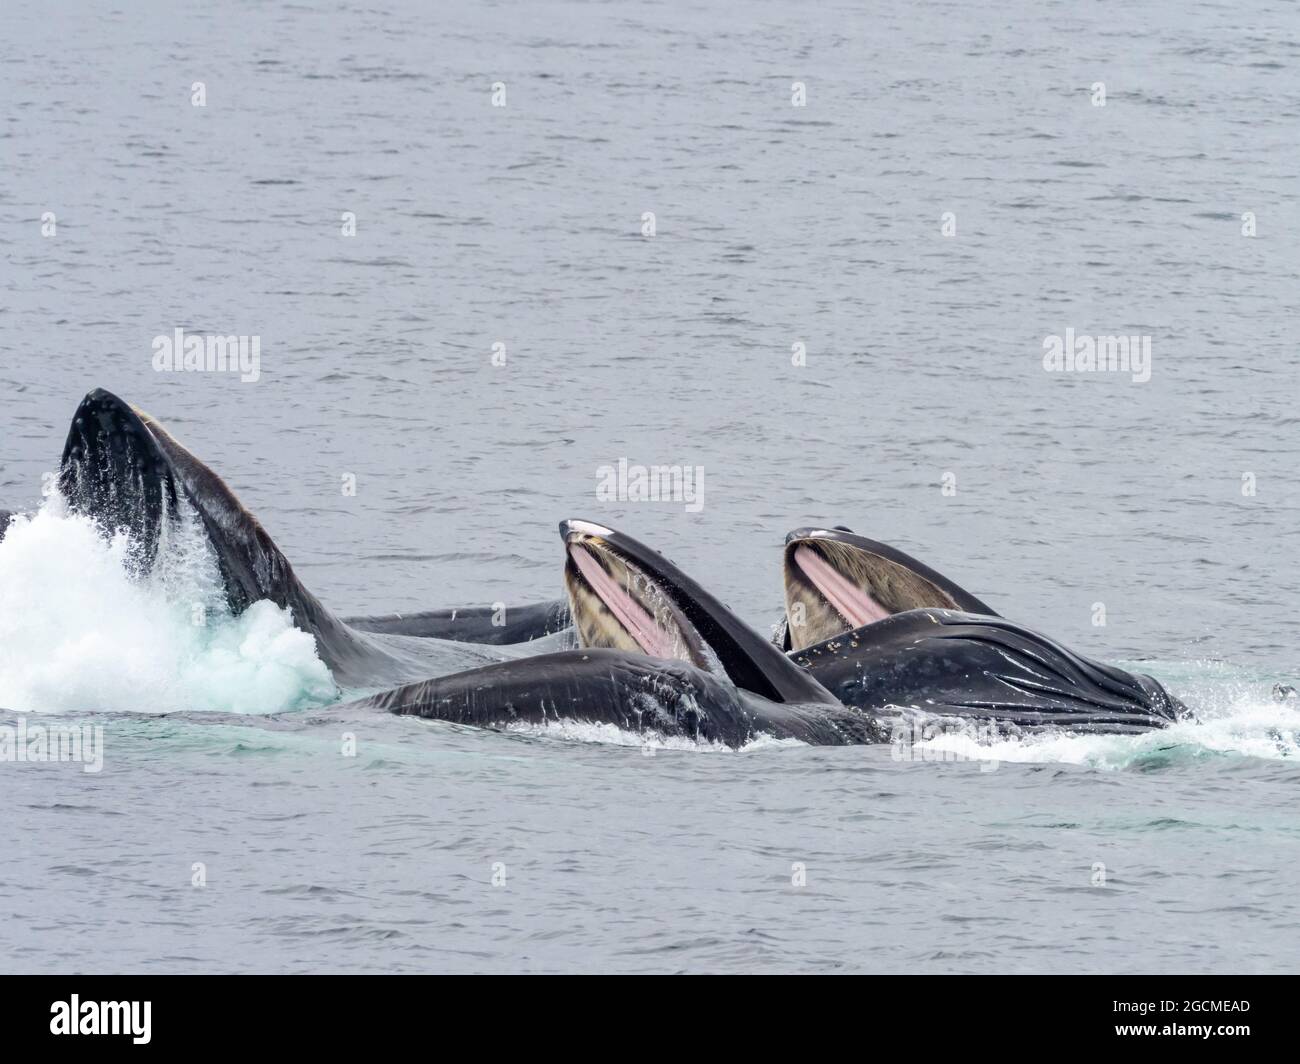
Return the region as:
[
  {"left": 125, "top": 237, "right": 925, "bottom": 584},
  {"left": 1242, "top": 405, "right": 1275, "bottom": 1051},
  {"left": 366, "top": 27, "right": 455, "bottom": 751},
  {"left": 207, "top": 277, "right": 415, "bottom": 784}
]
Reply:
[
  {"left": 909, "top": 674, "right": 1300, "bottom": 770},
  {"left": 0, "top": 498, "right": 337, "bottom": 714}
]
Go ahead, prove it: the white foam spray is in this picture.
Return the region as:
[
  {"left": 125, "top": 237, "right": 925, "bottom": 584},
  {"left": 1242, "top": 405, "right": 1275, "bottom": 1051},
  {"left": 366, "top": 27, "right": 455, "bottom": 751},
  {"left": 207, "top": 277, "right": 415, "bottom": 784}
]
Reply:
[
  {"left": 908, "top": 673, "right": 1300, "bottom": 769},
  {"left": 0, "top": 496, "right": 336, "bottom": 714}
]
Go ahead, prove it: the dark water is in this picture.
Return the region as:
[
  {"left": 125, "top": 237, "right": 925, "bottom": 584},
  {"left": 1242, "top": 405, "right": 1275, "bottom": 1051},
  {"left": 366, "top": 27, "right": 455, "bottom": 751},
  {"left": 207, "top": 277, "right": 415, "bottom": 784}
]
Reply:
[{"left": 2, "top": 1, "right": 1299, "bottom": 973}]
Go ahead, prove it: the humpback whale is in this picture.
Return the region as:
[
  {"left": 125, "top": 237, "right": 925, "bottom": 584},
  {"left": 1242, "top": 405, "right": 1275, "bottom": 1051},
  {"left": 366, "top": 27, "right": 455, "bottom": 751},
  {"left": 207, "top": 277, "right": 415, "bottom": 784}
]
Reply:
[
  {"left": 353, "top": 520, "right": 881, "bottom": 746},
  {"left": 56, "top": 389, "right": 562, "bottom": 686},
  {"left": 781, "top": 525, "right": 1185, "bottom": 729},
  {"left": 558, "top": 520, "right": 834, "bottom": 706}
]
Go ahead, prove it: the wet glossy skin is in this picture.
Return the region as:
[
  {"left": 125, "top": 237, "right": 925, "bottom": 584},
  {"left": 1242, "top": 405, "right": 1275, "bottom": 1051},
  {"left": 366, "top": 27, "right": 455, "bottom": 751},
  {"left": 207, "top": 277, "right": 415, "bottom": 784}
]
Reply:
[{"left": 793, "top": 608, "right": 1186, "bottom": 733}]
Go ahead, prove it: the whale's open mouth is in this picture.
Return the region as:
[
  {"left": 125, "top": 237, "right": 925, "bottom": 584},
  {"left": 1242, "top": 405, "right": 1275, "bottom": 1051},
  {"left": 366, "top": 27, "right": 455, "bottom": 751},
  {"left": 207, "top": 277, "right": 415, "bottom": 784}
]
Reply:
[
  {"left": 562, "top": 521, "right": 714, "bottom": 670},
  {"left": 783, "top": 532, "right": 963, "bottom": 651}
]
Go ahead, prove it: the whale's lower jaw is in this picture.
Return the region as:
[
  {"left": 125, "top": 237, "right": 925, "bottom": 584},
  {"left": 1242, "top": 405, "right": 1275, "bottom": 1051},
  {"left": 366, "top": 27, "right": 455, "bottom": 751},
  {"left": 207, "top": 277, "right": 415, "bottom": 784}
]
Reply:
[{"left": 353, "top": 647, "right": 886, "bottom": 749}]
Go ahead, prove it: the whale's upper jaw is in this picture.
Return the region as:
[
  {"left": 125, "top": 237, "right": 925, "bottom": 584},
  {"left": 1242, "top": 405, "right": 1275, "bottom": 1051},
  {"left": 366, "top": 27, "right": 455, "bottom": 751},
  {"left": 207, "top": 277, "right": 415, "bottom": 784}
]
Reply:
[
  {"left": 782, "top": 526, "right": 997, "bottom": 652},
  {"left": 58, "top": 388, "right": 180, "bottom": 573}
]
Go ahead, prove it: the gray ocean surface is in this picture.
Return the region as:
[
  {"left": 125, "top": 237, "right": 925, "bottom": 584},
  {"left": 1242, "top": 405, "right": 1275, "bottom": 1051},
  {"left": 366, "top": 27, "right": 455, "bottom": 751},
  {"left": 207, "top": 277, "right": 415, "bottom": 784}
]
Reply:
[{"left": 2, "top": 0, "right": 1300, "bottom": 973}]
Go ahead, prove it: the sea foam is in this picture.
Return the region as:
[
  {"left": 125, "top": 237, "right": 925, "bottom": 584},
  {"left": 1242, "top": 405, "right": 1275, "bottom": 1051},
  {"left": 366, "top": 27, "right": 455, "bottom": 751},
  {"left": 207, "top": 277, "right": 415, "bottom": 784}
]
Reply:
[{"left": 0, "top": 497, "right": 336, "bottom": 714}]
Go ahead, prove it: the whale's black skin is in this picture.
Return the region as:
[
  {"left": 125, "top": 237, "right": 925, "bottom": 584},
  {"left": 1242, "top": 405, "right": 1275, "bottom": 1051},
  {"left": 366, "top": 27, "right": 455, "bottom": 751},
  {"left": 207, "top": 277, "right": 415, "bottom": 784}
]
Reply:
[
  {"left": 56, "top": 389, "right": 554, "bottom": 686},
  {"left": 0, "top": 511, "right": 12, "bottom": 541},
  {"left": 357, "top": 647, "right": 883, "bottom": 746},
  {"left": 781, "top": 526, "right": 996, "bottom": 651},
  {"left": 791, "top": 608, "right": 1185, "bottom": 733},
  {"left": 343, "top": 600, "right": 570, "bottom": 644}
]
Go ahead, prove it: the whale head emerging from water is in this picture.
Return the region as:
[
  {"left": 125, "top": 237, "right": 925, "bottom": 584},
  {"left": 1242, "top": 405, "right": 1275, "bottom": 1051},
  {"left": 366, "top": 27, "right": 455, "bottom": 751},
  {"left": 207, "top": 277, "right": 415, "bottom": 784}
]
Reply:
[
  {"left": 781, "top": 528, "right": 1186, "bottom": 730},
  {"left": 60, "top": 388, "right": 330, "bottom": 617},
  {"left": 562, "top": 519, "right": 838, "bottom": 707},
  {"left": 56, "top": 388, "right": 432, "bottom": 686},
  {"left": 781, "top": 526, "right": 997, "bottom": 651}
]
